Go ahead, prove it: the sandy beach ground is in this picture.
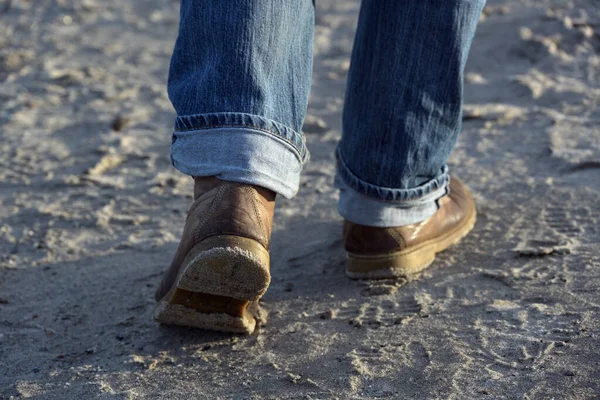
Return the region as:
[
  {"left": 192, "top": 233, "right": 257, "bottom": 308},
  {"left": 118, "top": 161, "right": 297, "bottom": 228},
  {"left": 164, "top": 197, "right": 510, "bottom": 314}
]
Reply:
[{"left": 1, "top": 0, "right": 599, "bottom": 398}]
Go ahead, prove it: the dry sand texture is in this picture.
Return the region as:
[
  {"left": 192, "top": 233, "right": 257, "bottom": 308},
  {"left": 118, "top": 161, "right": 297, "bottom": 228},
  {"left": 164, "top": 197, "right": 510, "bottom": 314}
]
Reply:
[{"left": 1, "top": 0, "right": 600, "bottom": 398}]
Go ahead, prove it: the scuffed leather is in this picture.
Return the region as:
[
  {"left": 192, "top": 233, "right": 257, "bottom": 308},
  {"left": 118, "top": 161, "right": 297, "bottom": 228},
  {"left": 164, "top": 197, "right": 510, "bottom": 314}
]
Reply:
[
  {"left": 344, "top": 177, "right": 474, "bottom": 255},
  {"left": 155, "top": 177, "right": 275, "bottom": 301}
]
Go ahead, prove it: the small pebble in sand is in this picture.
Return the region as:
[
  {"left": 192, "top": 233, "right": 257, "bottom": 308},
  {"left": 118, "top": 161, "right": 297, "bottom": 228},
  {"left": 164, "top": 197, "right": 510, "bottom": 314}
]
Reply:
[
  {"left": 285, "top": 372, "right": 301, "bottom": 383},
  {"left": 319, "top": 310, "right": 336, "bottom": 320},
  {"left": 111, "top": 115, "right": 131, "bottom": 132},
  {"left": 349, "top": 319, "right": 362, "bottom": 328}
]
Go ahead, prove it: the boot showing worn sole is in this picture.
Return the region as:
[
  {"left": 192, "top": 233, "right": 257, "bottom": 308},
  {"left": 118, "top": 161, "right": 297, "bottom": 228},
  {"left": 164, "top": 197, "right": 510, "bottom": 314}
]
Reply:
[
  {"left": 154, "top": 235, "right": 270, "bottom": 334},
  {"left": 346, "top": 202, "right": 476, "bottom": 280}
]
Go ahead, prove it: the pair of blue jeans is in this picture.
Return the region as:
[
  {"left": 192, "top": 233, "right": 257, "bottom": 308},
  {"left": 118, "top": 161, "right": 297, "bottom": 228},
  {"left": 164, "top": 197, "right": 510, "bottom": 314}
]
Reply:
[{"left": 168, "top": 0, "right": 486, "bottom": 226}]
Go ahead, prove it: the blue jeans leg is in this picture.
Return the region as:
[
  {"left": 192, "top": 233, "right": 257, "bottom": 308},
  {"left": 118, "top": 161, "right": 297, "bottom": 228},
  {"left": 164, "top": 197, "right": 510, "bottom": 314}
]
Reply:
[
  {"left": 336, "top": 0, "right": 486, "bottom": 226},
  {"left": 168, "top": 1, "right": 486, "bottom": 225},
  {"left": 168, "top": 0, "right": 315, "bottom": 198}
]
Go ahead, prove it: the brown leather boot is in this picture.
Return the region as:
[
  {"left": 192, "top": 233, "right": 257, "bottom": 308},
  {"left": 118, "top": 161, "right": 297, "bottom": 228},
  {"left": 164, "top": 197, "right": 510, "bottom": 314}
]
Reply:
[
  {"left": 154, "top": 177, "right": 275, "bottom": 334},
  {"left": 343, "top": 177, "right": 476, "bottom": 279}
]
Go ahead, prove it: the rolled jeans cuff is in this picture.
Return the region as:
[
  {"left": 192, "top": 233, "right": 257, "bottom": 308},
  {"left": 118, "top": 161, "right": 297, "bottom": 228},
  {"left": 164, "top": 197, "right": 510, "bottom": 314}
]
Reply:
[
  {"left": 170, "top": 113, "right": 308, "bottom": 199},
  {"left": 334, "top": 146, "right": 450, "bottom": 227},
  {"left": 335, "top": 145, "right": 450, "bottom": 202},
  {"left": 335, "top": 175, "right": 449, "bottom": 227}
]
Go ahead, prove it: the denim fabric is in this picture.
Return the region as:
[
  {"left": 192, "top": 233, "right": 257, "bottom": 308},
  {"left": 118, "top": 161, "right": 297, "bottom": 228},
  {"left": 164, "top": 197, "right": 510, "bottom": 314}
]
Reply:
[
  {"left": 173, "top": 127, "right": 304, "bottom": 198},
  {"left": 168, "top": 0, "right": 314, "bottom": 165},
  {"left": 168, "top": 0, "right": 485, "bottom": 223},
  {"left": 336, "top": 174, "right": 449, "bottom": 227},
  {"left": 337, "top": 0, "right": 486, "bottom": 201}
]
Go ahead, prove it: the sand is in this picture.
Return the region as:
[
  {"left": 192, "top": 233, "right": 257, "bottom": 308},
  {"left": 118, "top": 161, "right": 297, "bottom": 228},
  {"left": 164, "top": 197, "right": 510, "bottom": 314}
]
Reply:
[{"left": 1, "top": 0, "right": 599, "bottom": 398}]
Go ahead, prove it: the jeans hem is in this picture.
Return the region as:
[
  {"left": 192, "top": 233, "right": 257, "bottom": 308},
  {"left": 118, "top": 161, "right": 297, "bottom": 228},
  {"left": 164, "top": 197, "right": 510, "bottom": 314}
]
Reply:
[
  {"left": 335, "top": 175, "right": 447, "bottom": 227},
  {"left": 174, "top": 112, "right": 309, "bottom": 162},
  {"left": 171, "top": 126, "right": 305, "bottom": 198},
  {"left": 335, "top": 146, "right": 450, "bottom": 202}
]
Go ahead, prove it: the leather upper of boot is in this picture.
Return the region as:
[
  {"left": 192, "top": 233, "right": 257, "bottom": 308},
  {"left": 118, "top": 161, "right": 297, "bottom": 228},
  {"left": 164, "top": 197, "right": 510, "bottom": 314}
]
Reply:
[
  {"left": 343, "top": 177, "right": 475, "bottom": 255},
  {"left": 155, "top": 177, "right": 275, "bottom": 301}
]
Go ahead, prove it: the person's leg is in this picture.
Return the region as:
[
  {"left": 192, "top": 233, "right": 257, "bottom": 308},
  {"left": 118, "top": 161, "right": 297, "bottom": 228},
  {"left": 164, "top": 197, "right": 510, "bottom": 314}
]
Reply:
[
  {"left": 168, "top": 0, "right": 315, "bottom": 198},
  {"left": 337, "top": 0, "right": 486, "bottom": 278},
  {"left": 155, "top": 0, "right": 315, "bottom": 333}
]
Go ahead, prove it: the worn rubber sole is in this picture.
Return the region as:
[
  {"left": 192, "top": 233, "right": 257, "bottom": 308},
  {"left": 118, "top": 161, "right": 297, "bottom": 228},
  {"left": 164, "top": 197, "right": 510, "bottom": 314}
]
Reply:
[
  {"left": 346, "top": 202, "right": 477, "bottom": 280},
  {"left": 154, "top": 235, "right": 270, "bottom": 334}
]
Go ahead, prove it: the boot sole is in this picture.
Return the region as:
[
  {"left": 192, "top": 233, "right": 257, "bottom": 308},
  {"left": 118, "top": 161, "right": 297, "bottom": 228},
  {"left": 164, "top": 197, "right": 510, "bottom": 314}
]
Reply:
[
  {"left": 346, "top": 202, "right": 477, "bottom": 280},
  {"left": 154, "top": 235, "right": 270, "bottom": 334}
]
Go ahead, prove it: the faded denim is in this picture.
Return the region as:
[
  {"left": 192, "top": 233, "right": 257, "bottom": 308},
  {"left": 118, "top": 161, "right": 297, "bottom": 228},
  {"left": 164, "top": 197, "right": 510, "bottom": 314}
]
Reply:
[{"left": 168, "top": 0, "right": 485, "bottom": 225}]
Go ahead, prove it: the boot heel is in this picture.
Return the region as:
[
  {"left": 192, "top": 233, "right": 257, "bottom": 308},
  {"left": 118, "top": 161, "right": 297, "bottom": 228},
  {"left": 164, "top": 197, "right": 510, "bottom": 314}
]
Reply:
[
  {"left": 176, "top": 235, "right": 270, "bottom": 300},
  {"left": 154, "top": 235, "right": 270, "bottom": 334}
]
